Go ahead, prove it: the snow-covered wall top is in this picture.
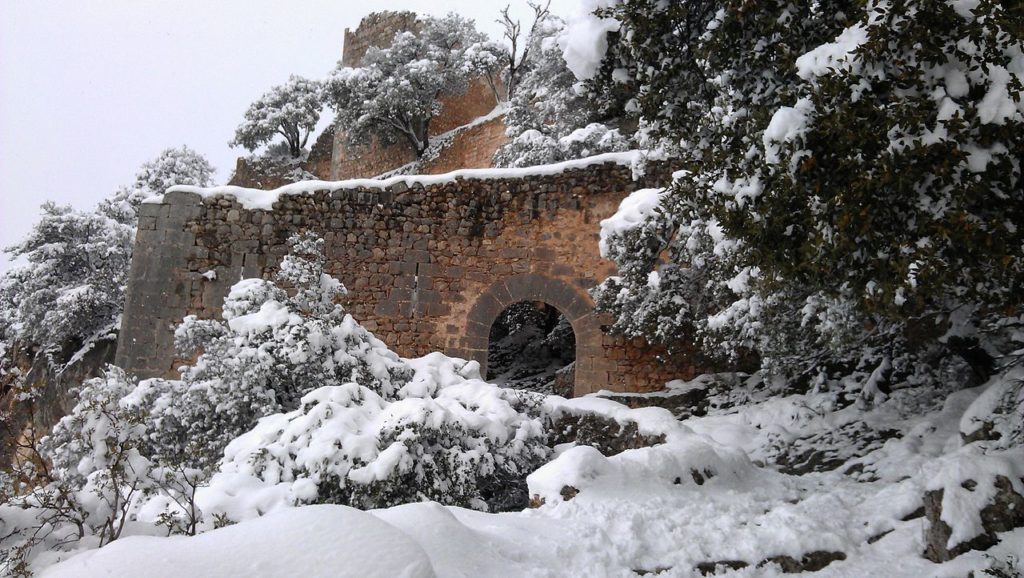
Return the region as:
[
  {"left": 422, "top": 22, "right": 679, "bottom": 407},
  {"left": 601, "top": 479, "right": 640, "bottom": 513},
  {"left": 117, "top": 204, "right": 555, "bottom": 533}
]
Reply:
[{"left": 149, "top": 151, "right": 661, "bottom": 211}]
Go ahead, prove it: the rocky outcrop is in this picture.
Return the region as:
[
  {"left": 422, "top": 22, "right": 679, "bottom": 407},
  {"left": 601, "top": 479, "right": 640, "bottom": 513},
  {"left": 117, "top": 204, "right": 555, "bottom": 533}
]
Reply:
[
  {"left": 695, "top": 551, "right": 847, "bottom": 575},
  {"left": 0, "top": 337, "right": 117, "bottom": 468},
  {"left": 923, "top": 475, "right": 1024, "bottom": 562}
]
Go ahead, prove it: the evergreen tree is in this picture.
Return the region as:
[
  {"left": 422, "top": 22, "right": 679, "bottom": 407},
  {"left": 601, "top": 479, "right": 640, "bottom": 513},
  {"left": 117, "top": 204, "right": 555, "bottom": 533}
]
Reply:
[
  {"left": 593, "top": 0, "right": 1023, "bottom": 387},
  {"left": 327, "top": 14, "right": 495, "bottom": 157},
  {"left": 230, "top": 76, "right": 324, "bottom": 158}
]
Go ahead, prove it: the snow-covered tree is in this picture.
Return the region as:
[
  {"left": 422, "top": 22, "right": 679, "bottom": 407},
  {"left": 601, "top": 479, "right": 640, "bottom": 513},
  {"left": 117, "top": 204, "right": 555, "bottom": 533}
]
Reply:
[
  {"left": 593, "top": 0, "right": 1023, "bottom": 387},
  {"left": 230, "top": 75, "right": 324, "bottom": 158},
  {"left": 0, "top": 147, "right": 215, "bottom": 361},
  {"left": 130, "top": 145, "right": 214, "bottom": 198},
  {"left": 99, "top": 146, "right": 214, "bottom": 227},
  {"left": 0, "top": 367, "right": 179, "bottom": 574},
  {"left": 495, "top": 16, "right": 630, "bottom": 168},
  {"left": 0, "top": 204, "right": 133, "bottom": 356},
  {"left": 497, "top": 1, "right": 552, "bottom": 100},
  {"left": 144, "top": 234, "right": 412, "bottom": 471},
  {"left": 327, "top": 14, "right": 493, "bottom": 157}
]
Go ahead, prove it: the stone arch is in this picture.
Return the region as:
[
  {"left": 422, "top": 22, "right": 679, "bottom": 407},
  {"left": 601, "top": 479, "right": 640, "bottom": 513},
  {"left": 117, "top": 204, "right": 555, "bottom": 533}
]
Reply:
[{"left": 462, "top": 273, "right": 604, "bottom": 397}]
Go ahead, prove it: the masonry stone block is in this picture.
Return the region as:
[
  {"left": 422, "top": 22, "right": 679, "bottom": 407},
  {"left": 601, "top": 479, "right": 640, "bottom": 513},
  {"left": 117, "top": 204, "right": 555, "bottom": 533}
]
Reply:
[{"left": 163, "top": 190, "right": 202, "bottom": 206}]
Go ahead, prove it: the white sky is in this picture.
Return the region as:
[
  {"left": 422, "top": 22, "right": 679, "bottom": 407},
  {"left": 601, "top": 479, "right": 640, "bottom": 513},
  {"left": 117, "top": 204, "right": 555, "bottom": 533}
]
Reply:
[{"left": 0, "top": 0, "right": 576, "bottom": 272}]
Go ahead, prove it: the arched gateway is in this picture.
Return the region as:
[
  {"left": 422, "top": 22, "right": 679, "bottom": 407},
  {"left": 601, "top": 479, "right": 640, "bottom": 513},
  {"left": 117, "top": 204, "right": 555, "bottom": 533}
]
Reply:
[
  {"left": 116, "top": 157, "right": 702, "bottom": 396},
  {"left": 458, "top": 273, "right": 603, "bottom": 388}
]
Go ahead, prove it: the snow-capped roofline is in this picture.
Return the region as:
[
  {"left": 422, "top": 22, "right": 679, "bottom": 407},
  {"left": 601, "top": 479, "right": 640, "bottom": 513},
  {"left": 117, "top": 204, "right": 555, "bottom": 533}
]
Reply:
[{"left": 148, "top": 150, "right": 662, "bottom": 211}]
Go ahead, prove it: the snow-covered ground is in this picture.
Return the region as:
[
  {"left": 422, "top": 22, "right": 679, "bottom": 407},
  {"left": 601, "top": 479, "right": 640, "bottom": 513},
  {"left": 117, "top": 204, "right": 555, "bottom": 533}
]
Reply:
[{"left": 39, "top": 364, "right": 1023, "bottom": 577}]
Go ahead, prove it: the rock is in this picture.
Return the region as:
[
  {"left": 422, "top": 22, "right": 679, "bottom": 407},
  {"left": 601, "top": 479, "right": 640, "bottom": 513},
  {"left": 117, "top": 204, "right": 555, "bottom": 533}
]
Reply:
[
  {"left": 923, "top": 475, "right": 1024, "bottom": 562},
  {"left": 696, "top": 551, "right": 846, "bottom": 575},
  {"left": 758, "top": 551, "right": 847, "bottom": 573},
  {"left": 546, "top": 411, "right": 665, "bottom": 457},
  {"left": 696, "top": 560, "right": 748, "bottom": 575}
]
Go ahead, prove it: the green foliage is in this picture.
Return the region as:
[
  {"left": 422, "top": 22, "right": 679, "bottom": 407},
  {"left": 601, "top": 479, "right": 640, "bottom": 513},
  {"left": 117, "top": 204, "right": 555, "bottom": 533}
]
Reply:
[
  {"left": 230, "top": 75, "right": 324, "bottom": 158},
  {"left": 594, "top": 0, "right": 1023, "bottom": 385},
  {"left": 327, "top": 14, "right": 492, "bottom": 157}
]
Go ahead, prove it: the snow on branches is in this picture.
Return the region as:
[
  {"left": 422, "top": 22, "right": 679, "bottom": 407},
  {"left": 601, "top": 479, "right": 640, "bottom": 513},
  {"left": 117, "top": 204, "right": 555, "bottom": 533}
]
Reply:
[
  {"left": 495, "top": 15, "right": 633, "bottom": 168},
  {"left": 0, "top": 203, "right": 133, "bottom": 355},
  {"left": 230, "top": 75, "right": 324, "bottom": 159},
  {"left": 0, "top": 147, "right": 215, "bottom": 363},
  {"left": 592, "top": 0, "right": 1023, "bottom": 388},
  {"left": 326, "top": 14, "right": 495, "bottom": 157}
]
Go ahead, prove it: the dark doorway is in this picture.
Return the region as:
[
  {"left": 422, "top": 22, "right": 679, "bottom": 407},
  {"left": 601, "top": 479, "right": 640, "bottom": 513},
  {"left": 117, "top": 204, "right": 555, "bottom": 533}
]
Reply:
[{"left": 487, "top": 301, "right": 576, "bottom": 396}]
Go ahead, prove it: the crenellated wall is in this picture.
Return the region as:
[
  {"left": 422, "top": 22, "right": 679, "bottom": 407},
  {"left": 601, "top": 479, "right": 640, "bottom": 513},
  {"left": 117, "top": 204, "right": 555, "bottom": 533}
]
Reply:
[{"left": 116, "top": 158, "right": 706, "bottom": 396}]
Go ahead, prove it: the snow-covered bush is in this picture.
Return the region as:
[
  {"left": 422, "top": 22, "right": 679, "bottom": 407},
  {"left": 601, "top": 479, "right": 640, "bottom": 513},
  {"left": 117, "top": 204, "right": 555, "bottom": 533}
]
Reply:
[
  {"left": 201, "top": 356, "right": 550, "bottom": 519},
  {"left": 327, "top": 14, "right": 495, "bottom": 157},
  {"left": 0, "top": 366, "right": 209, "bottom": 575},
  {"left": 230, "top": 75, "right": 324, "bottom": 158},
  {"left": 145, "top": 234, "right": 411, "bottom": 471},
  {"left": 592, "top": 0, "right": 1024, "bottom": 387},
  {"left": 558, "top": 123, "right": 630, "bottom": 159},
  {"left": 0, "top": 368, "right": 151, "bottom": 574}
]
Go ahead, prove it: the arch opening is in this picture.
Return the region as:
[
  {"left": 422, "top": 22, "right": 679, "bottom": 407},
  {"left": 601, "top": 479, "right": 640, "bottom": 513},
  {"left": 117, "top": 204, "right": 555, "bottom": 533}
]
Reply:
[{"left": 487, "top": 301, "right": 576, "bottom": 397}]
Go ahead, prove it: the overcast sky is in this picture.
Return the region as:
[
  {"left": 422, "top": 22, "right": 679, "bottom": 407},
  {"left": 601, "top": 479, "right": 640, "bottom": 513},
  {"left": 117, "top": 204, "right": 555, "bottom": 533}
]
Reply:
[{"left": 0, "top": 0, "right": 576, "bottom": 272}]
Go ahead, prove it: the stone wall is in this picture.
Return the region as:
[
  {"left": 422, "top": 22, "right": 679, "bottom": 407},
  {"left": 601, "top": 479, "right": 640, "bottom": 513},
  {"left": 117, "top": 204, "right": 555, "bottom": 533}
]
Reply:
[
  {"left": 420, "top": 115, "right": 508, "bottom": 175},
  {"left": 341, "top": 11, "right": 419, "bottom": 67},
  {"left": 331, "top": 75, "right": 507, "bottom": 181},
  {"left": 331, "top": 133, "right": 418, "bottom": 181},
  {"left": 116, "top": 159, "right": 705, "bottom": 395},
  {"left": 429, "top": 78, "right": 503, "bottom": 135}
]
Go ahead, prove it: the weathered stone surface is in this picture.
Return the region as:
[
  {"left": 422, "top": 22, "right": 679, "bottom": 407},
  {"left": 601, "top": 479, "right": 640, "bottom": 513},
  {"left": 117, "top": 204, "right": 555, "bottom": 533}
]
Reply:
[
  {"left": 546, "top": 411, "right": 666, "bottom": 457},
  {"left": 1, "top": 336, "right": 117, "bottom": 468},
  {"left": 117, "top": 161, "right": 709, "bottom": 395},
  {"left": 695, "top": 551, "right": 846, "bottom": 575},
  {"left": 923, "top": 475, "right": 1024, "bottom": 562}
]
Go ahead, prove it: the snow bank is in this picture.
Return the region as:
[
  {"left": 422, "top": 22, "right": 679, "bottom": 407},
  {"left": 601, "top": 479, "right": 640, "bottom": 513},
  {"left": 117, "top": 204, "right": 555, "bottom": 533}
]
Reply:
[
  {"left": 527, "top": 437, "right": 755, "bottom": 505},
  {"left": 373, "top": 503, "right": 565, "bottom": 578},
  {"left": 148, "top": 150, "right": 658, "bottom": 210},
  {"left": 923, "top": 447, "right": 1024, "bottom": 549},
  {"left": 34, "top": 364, "right": 1024, "bottom": 577},
  {"left": 41, "top": 505, "right": 435, "bottom": 578}
]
